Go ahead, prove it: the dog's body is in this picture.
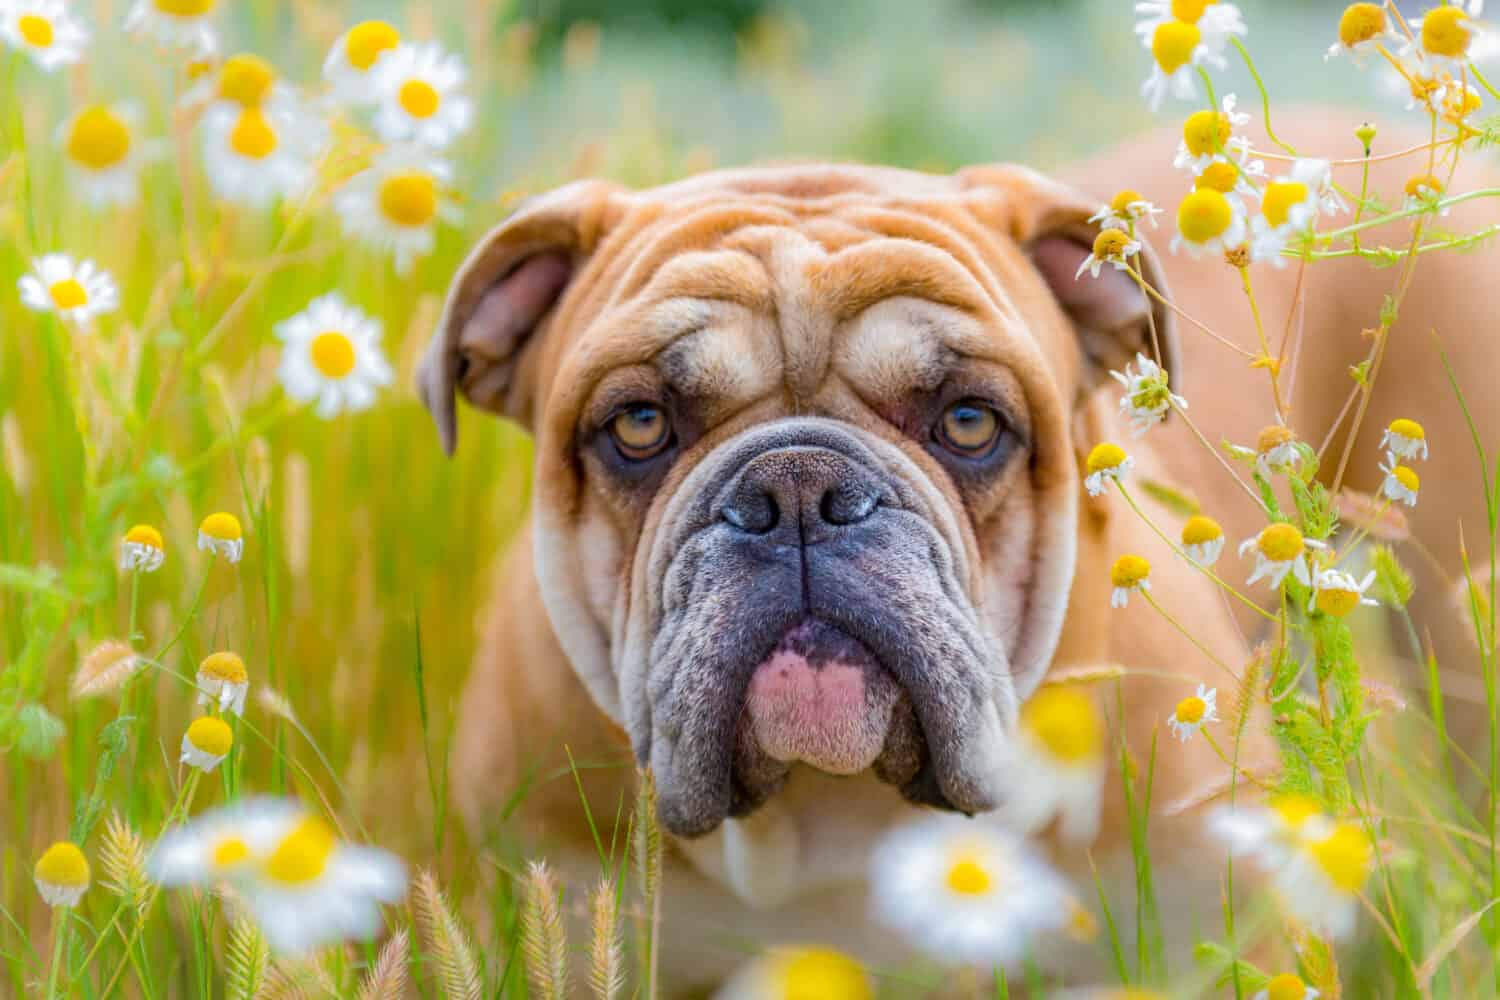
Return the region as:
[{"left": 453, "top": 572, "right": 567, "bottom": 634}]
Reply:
[{"left": 420, "top": 110, "right": 1500, "bottom": 989}]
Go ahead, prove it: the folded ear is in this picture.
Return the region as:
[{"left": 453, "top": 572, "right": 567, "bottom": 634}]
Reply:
[
  {"left": 957, "top": 163, "right": 1180, "bottom": 401},
  {"left": 418, "top": 179, "right": 625, "bottom": 454}
]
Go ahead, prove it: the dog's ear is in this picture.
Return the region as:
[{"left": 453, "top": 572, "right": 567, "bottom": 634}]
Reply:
[
  {"left": 957, "top": 164, "right": 1180, "bottom": 401},
  {"left": 418, "top": 179, "right": 625, "bottom": 454}
]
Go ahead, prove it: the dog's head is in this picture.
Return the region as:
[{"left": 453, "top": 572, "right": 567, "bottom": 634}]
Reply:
[{"left": 419, "top": 164, "right": 1175, "bottom": 838}]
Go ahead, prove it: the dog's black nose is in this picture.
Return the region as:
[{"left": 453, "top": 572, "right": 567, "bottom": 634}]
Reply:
[{"left": 719, "top": 446, "right": 882, "bottom": 540}]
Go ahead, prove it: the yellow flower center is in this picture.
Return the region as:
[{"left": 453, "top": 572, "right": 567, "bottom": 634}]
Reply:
[
  {"left": 186, "top": 716, "right": 234, "bottom": 756},
  {"left": 1177, "top": 188, "right": 1233, "bottom": 243},
  {"left": 398, "top": 79, "right": 441, "bottom": 118},
  {"left": 229, "top": 108, "right": 279, "bottom": 159},
  {"left": 211, "top": 836, "right": 251, "bottom": 869},
  {"left": 217, "top": 54, "right": 275, "bottom": 106},
  {"left": 1092, "top": 229, "right": 1134, "bottom": 262},
  {"left": 1086, "top": 441, "right": 1127, "bottom": 474},
  {"left": 66, "top": 106, "right": 132, "bottom": 170},
  {"left": 1422, "top": 5, "right": 1471, "bottom": 58},
  {"left": 199, "top": 511, "right": 243, "bottom": 541},
  {"left": 1181, "top": 515, "right": 1223, "bottom": 546},
  {"left": 199, "top": 651, "right": 248, "bottom": 683},
  {"left": 1404, "top": 173, "right": 1444, "bottom": 198},
  {"left": 1110, "top": 188, "right": 1145, "bottom": 214},
  {"left": 378, "top": 171, "right": 438, "bottom": 226},
  {"left": 1389, "top": 417, "right": 1425, "bottom": 440},
  {"left": 125, "top": 524, "right": 164, "bottom": 549},
  {"left": 1442, "top": 83, "right": 1482, "bottom": 119},
  {"left": 1261, "top": 181, "right": 1310, "bottom": 229},
  {"left": 1266, "top": 973, "right": 1309, "bottom": 1000},
  {"left": 1316, "top": 586, "right": 1361, "bottom": 618},
  {"left": 945, "top": 855, "right": 994, "bottom": 896},
  {"left": 35, "top": 842, "right": 90, "bottom": 888},
  {"left": 1195, "top": 160, "right": 1239, "bottom": 194},
  {"left": 1182, "top": 109, "right": 1231, "bottom": 156},
  {"left": 1391, "top": 465, "right": 1420, "bottom": 491},
  {"left": 1171, "top": 0, "right": 1216, "bottom": 22},
  {"left": 1307, "top": 822, "right": 1372, "bottom": 892},
  {"left": 1022, "top": 685, "right": 1104, "bottom": 764},
  {"left": 1111, "top": 554, "right": 1151, "bottom": 588},
  {"left": 309, "top": 331, "right": 358, "bottom": 378},
  {"left": 1270, "top": 793, "right": 1323, "bottom": 829},
  {"left": 1174, "top": 695, "right": 1206, "bottom": 724},
  {"left": 263, "top": 815, "right": 337, "bottom": 885},
  {"left": 18, "top": 13, "right": 54, "bottom": 47},
  {"left": 1152, "top": 20, "right": 1202, "bottom": 74},
  {"left": 345, "top": 20, "right": 400, "bottom": 71},
  {"left": 152, "top": 0, "right": 215, "bottom": 15},
  {"left": 49, "top": 278, "right": 89, "bottom": 310},
  {"left": 1256, "top": 424, "right": 1296, "bottom": 453},
  {"left": 1257, "top": 523, "right": 1306, "bottom": 562},
  {"left": 778, "top": 947, "right": 872, "bottom": 1000},
  {"left": 1338, "top": 3, "right": 1387, "bottom": 47}
]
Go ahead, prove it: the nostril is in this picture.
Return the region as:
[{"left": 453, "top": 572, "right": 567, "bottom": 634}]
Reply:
[
  {"left": 722, "top": 490, "right": 779, "bottom": 535},
  {"left": 820, "top": 486, "right": 879, "bottom": 526}
]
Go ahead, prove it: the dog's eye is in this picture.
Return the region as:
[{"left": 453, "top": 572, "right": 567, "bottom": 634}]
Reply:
[
  {"left": 609, "top": 404, "right": 673, "bottom": 460},
  {"left": 935, "top": 400, "right": 1001, "bottom": 456}
]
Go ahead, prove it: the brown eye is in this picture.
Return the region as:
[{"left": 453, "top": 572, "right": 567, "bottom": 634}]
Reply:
[
  {"left": 937, "top": 400, "right": 1001, "bottom": 456},
  {"left": 609, "top": 404, "right": 672, "bottom": 460}
]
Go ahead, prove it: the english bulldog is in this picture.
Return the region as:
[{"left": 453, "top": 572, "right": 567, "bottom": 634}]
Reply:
[{"left": 417, "top": 109, "right": 1500, "bottom": 988}]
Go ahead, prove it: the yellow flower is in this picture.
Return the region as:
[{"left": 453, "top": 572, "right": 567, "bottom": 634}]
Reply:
[
  {"left": 1239, "top": 523, "right": 1327, "bottom": 589},
  {"left": 1135, "top": 2, "right": 1247, "bottom": 111},
  {"left": 122, "top": 0, "right": 218, "bottom": 55},
  {"left": 1181, "top": 514, "right": 1225, "bottom": 565},
  {"left": 58, "top": 103, "right": 155, "bottom": 209},
  {"left": 1254, "top": 424, "right": 1301, "bottom": 472},
  {"left": 999, "top": 685, "right": 1108, "bottom": 843},
  {"left": 334, "top": 147, "right": 457, "bottom": 275},
  {"left": 1309, "top": 568, "right": 1378, "bottom": 617},
  {"left": 1327, "top": 2, "right": 1392, "bottom": 61},
  {"left": 1, "top": 0, "right": 89, "bottom": 71},
  {"left": 198, "top": 511, "right": 244, "bottom": 562},
  {"left": 324, "top": 20, "right": 402, "bottom": 104},
  {"left": 1255, "top": 973, "right": 1319, "bottom": 1000},
  {"left": 197, "top": 651, "right": 250, "bottom": 715},
  {"left": 1075, "top": 229, "right": 1142, "bottom": 279},
  {"left": 119, "top": 523, "right": 166, "bottom": 573},
  {"left": 18, "top": 253, "right": 120, "bottom": 324},
  {"left": 719, "top": 946, "right": 873, "bottom": 1000},
  {"left": 1088, "top": 189, "right": 1163, "bottom": 231},
  {"left": 1167, "top": 684, "right": 1219, "bottom": 741},
  {"left": 1381, "top": 417, "right": 1428, "bottom": 461},
  {"left": 1084, "top": 442, "right": 1132, "bottom": 496},
  {"left": 1172, "top": 187, "right": 1248, "bottom": 257},
  {"left": 1110, "top": 554, "right": 1151, "bottom": 608},
  {"left": 35, "top": 841, "right": 91, "bottom": 906},
  {"left": 181, "top": 715, "right": 234, "bottom": 771},
  {"left": 1380, "top": 460, "right": 1420, "bottom": 507}
]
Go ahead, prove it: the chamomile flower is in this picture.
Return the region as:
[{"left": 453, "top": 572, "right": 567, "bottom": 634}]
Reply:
[
  {"left": 1181, "top": 515, "right": 1226, "bottom": 565},
  {"left": 149, "top": 797, "right": 302, "bottom": 887},
  {"left": 997, "top": 685, "right": 1108, "bottom": 842},
  {"left": 1436, "top": 77, "right": 1484, "bottom": 124},
  {"left": 1088, "top": 189, "right": 1164, "bottom": 231},
  {"left": 1084, "top": 442, "right": 1132, "bottom": 497},
  {"left": 1207, "top": 793, "right": 1330, "bottom": 869},
  {"left": 1251, "top": 159, "right": 1345, "bottom": 264},
  {"left": 324, "top": 20, "right": 402, "bottom": 105},
  {"left": 198, "top": 511, "right": 244, "bottom": 563},
  {"left": 1403, "top": 173, "right": 1447, "bottom": 212},
  {"left": 18, "top": 254, "right": 119, "bottom": 325},
  {"left": 1138, "top": 4, "right": 1245, "bottom": 112},
  {"left": 1191, "top": 152, "right": 1264, "bottom": 202},
  {"left": 275, "top": 293, "right": 394, "bottom": 418},
  {"left": 1, "top": 0, "right": 88, "bottom": 71},
  {"left": 1110, "top": 554, "right": 1152, "bottom": 608},
  {"left": 1075, "top": 229, "right": 1142, "bottom": 279},
  {"left": 122, "top": 0, "right": 218, "bottom": 56},
  {"left": 371, "top": 42, "right": 473, "bottom": 149},
  {"left": 1381, "top": 460, "right": 1421, "bottom": 506},
  {"left": 1255, "top": 974, "right": 1319, "bottom": 1000},
  {"left": 1134, "top": 0, "right": 1247, "bottom": 48},
  {"left": 333, "top": 146, "right": 457, "bottom": 275},
  {"left": 1167, "top": 684, "right": 1218, "bottom": 742},
  {"left": 1407, "top": 2, "right": 1485, "bottom": 75},
  {"left": 1275, "top": 820, "right": 1374, "bottom": 938},
  {"left": 1327, "top": 2, "right": 1397, "bottom": 62},
  {"left": 1239, "top": 523, "right": 1326, "bottom": 589},
  {"left": 199, "top": 101, "right": 324, "bottom": 208},
  {"left": 1171, "top": 187, "right": 1249, "bottom": 257},
  {"left": 1382, "top": 418, "right": 1428, "bottom": 461},
  {"left": 196, "top": 651, "right": 249, "bottom": 715},
  {"left": 717, "top": 947, "right": 873, "bottom": 1000},
  {"left": 34, "top": 841, "right": 90, "bottom": 907},
  {"left": 58, "top": 103, "right": 155, "bottom": 209},
  {"left": 119, "top": 524, "right": 166, "bottom": 573},
  {"left": 1110, "top": 352, "right": 1186, "bottom": 435},
  {"left": 1172, "top": 95, "right": 1252, "bottom": 174},
  {"left": 1309, "top": 568, "right": 1379, "bottom": 617},
  {"left": 181, "top": 716, "right": 234, "bottom": 771},
  {"left": 870, "top": 814, "right": 1073, "bottom": 967},
  {"left": 1254, "top": 424, "right": 1302, "bottom": 473}
]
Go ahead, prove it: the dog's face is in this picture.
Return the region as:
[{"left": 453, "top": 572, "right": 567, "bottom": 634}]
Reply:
[{"left": 420, "top": 165, "right": 1174, "bottom": 838}]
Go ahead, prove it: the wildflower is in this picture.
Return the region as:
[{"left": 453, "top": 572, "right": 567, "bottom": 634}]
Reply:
[
  {"left": 1110, "top": 554, "right": 1152, "bottom": 608},
  {"left": 196, "top": 651, "right": 249, "bottom": 715},
  {"left": 870, "top": 814, "right": 1073, "bottom": 967},
  {"left": 1167, "top": 684, "right": 1218, "bottom": 741},
  {"left": 58, "top": 103, "right": 154, "bottom": 209},
  {"left": 1137, "top": 2, "right": 1246, "bottom": 111},
  {"left": 1403, "top": 173, "right": 1446, "bottom": 212},
  {"left": 1075, "top": 229, "right": 1142, "bottom": 279},
  {"left": 1, "top": 0, "right": 88, "bottom": 71},
  {"left": 73, "top": 640, "right": 146, "bottom": 698},
  {"left": 1172, "top": 95, "right": 1252, "bottom": 174},
  {"left": 1088, "top": 189, "right": 1163, "bottom": 231},
  {"left": 1310, "top": 568, "right": 1379, "bottom": 617},
  {"left": 151, "top": 797, "right": 302, "bottom": 886},
  {"left": 181, "top": 715, "right": 234, "bottom": 771},
  {"left": 1327, "top": 2, "right": 1395, "bottom": 62},
  {"left": 1171, "top": 187, "right": 1248, "bottom": 257},
  {"left": 324, "top": 20, "right": 402, "bottom": 104},
  {"left": 1255, "top": 974, "right": 1319, "bottom": 1000},
  {"left": 1110, "top": 352, "right": 1186, "bottom": 435},
  {"left": 1380, "top": 460, "right": 1420, "bottom": 506},
  {"left": 198, "top": 511, "right": 244, "bottom": 562},
  {"left": 1277, "top": 819, "right": 1373, "bottom": 938},
  {"left": 1250, "top": 159, "right": 1345, "bottom": 264},
  {"left": 1254, "top": 424, "right": 1301, "bottom": 473},
  {"left": 1192, "top": 152, "right": 1264, "bottom": 201},
  {"left": 1381, "top": 417, "right": 1428, "bottom": 461},
  {"left": 122, "top": 0, "right": 218, "bottom": 56},
  {"left": 1239, "top": 523, "right": 1326, "bottom": 589},
  {"left": 1134, "top": 0, "right": 1248, "bottom": 55},
  {"left": 34, "top": 841, "right": 91, "bottom": 907},
  {"left": 118, "top": 523, "right": 166, "bottom": 572},
  {"left": 18, "top": 254, "right": 119, "bottom": 324},
  {"left": 998, "top": 685, "right": 1108, "bottom": 842},
  {"left": 1207, "top": 793, "right": 1328, "bottom": 867},
  {"left": 199, "top": 101, "right": 324, "bottom": 208},
  {"left": 275, "top": 293, "right": 394, "bottom": 418},
  {"left": 333, "top": 145, "right": 457, "bottom": 275},
  {"left": 371, "top": 42, "right": 473, "bottom": 149},
  {"left": 718, "top": 946, "right": 873, "bottom": 1000},
  {"left": 1084, "top": 442, "right": 1132, "bottom": 496},
  {"left": 1408, "top": 2, "right": 1484, "bottom": 73},
  {"left": 1436, "top": 77, "right": 1483, "bottom": 123},
  {"left": 1180, "top": 514, "right": 1225, "bottom": 565}
]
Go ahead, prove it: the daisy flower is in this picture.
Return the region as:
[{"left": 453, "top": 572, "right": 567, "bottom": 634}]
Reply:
[
  {"left": 184, "top": 52, "right": 288, "bottom": 110},
  {"left": 1075, "top": 229, "right": 1142, "bottom": 279},
  {"left": 1436, "top": 77, "right": 1483, "bottom": 124},
  {"left": 1255, "top": 973, "right": 1319, "bottom": 1000},
  {"left": 1403, "top": 172, "right": 1446, "bottom": 212},
  {"left": 718, "top": 947, "right": 873, "bottom": 1000},
  {"left": 1110, "top": 351, "right": 1186, "bottom": 435},
  {"left": 1382, "top": 418, "right": 1428, "bottom": 462},
  {"left": 198, "top": 511, "right": 244, "bottom": 563},
  {"left": 1134, "top": 0, "right": 1247, "bottom": 48},
  {"left": 1084, "top": 442, "right": 1132, "bottom": 497},
  {"left": 1239, "top": 523, "right": 1326, "bottom": 589},
  {"left": 1380, "top": 460, "right": 1420, "bottom": 506},
  {"left": 1088, "top": 189, "right": 1163, "bottom": 231},
  {"left": 18, "top": 254, "right": 119, "bottom": 325},
  {"left": 1208, "top": 793, "right": 1328, "bottom": 868},
  {"left": 196, "top": 651, "right": 249, "bottom": 715},
  {"left": 275, "top": 293, "right": 394, "bottom": 418},
  {"left": 870, "top": 814, "right": 1073, "bottom": 967},
  {"left": 122, "top": 0, "right": 218, "bottom": 56},
  {"left": 1110, "top": 554, "right": 1152, "bottom": 608},
  {"left": 1254, "top": 424, "right": 1301, "bottom": 474},
  {"left": 181, "top": 716, "right": 234, "bottom": 771},
  {"left": 150, "top": 797, "right": 301, "bottom": 887},
  {"left": 997, "top": 685, "right": 1108, "bottom": 843},
  {"left": 34, "top": 841, "right": 90, "bottom": 907},
  {"left": 1407, "top": 2, "right": 1484, "bottom": 75},
  {"left": 371, "top": 42, "right": 473, "bottom": 149},
  {"left": 1171, "top": 187, "right": 1248, "bottom": 257},
  {"left": 1275, "top": 819, "right": 1374, "bottom": 938},
  {"left": 1138, "top": 4, "right": 1246, "bottom": 112},
  {"left": 199, "top": 101, "right": 324, "bottom": 209},
  {"left": 1327, "top": 2, "right": 1397, "bottom": 62},
  {"left": 324, "top": 20, "right": 402, "bottom": 105},
  {"left": 119, "top": 523, "right": 166, "bottom": 573},
  {"left": 1309, "top": 568, "right": 1379, "bottom": 617},
  {"left": 1, "top": 0, "right": 89, "bottom": 71},
  {"left": 1250, "top": 159, "right": 1345, "bottom": 264},
  {"left": 1191, "top": 152, "right": 1264, "bottom": 202},
  {"left": 1167, "top": 684, "right": 1218, "bottom": 742},
  {"left": 58, "top": 103, "right": 155, "bottom": 209},
  {"left": 333, "top": 146, "right": 457, "bottom": 275},
  {"left": 1172, "top": 95, "right": 1252, "bottom": 174},
  {"left": 1180, "top": 514, "right": 1226, "bottom": 565}
]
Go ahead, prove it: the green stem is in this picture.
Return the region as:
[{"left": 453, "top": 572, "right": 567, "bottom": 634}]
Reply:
[
  {"left": 44, "top": 909, "right": 67, "bottom": 1000},
  {"left": 1231, "top": 37, "right": 1296, "bottom": 156}
]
